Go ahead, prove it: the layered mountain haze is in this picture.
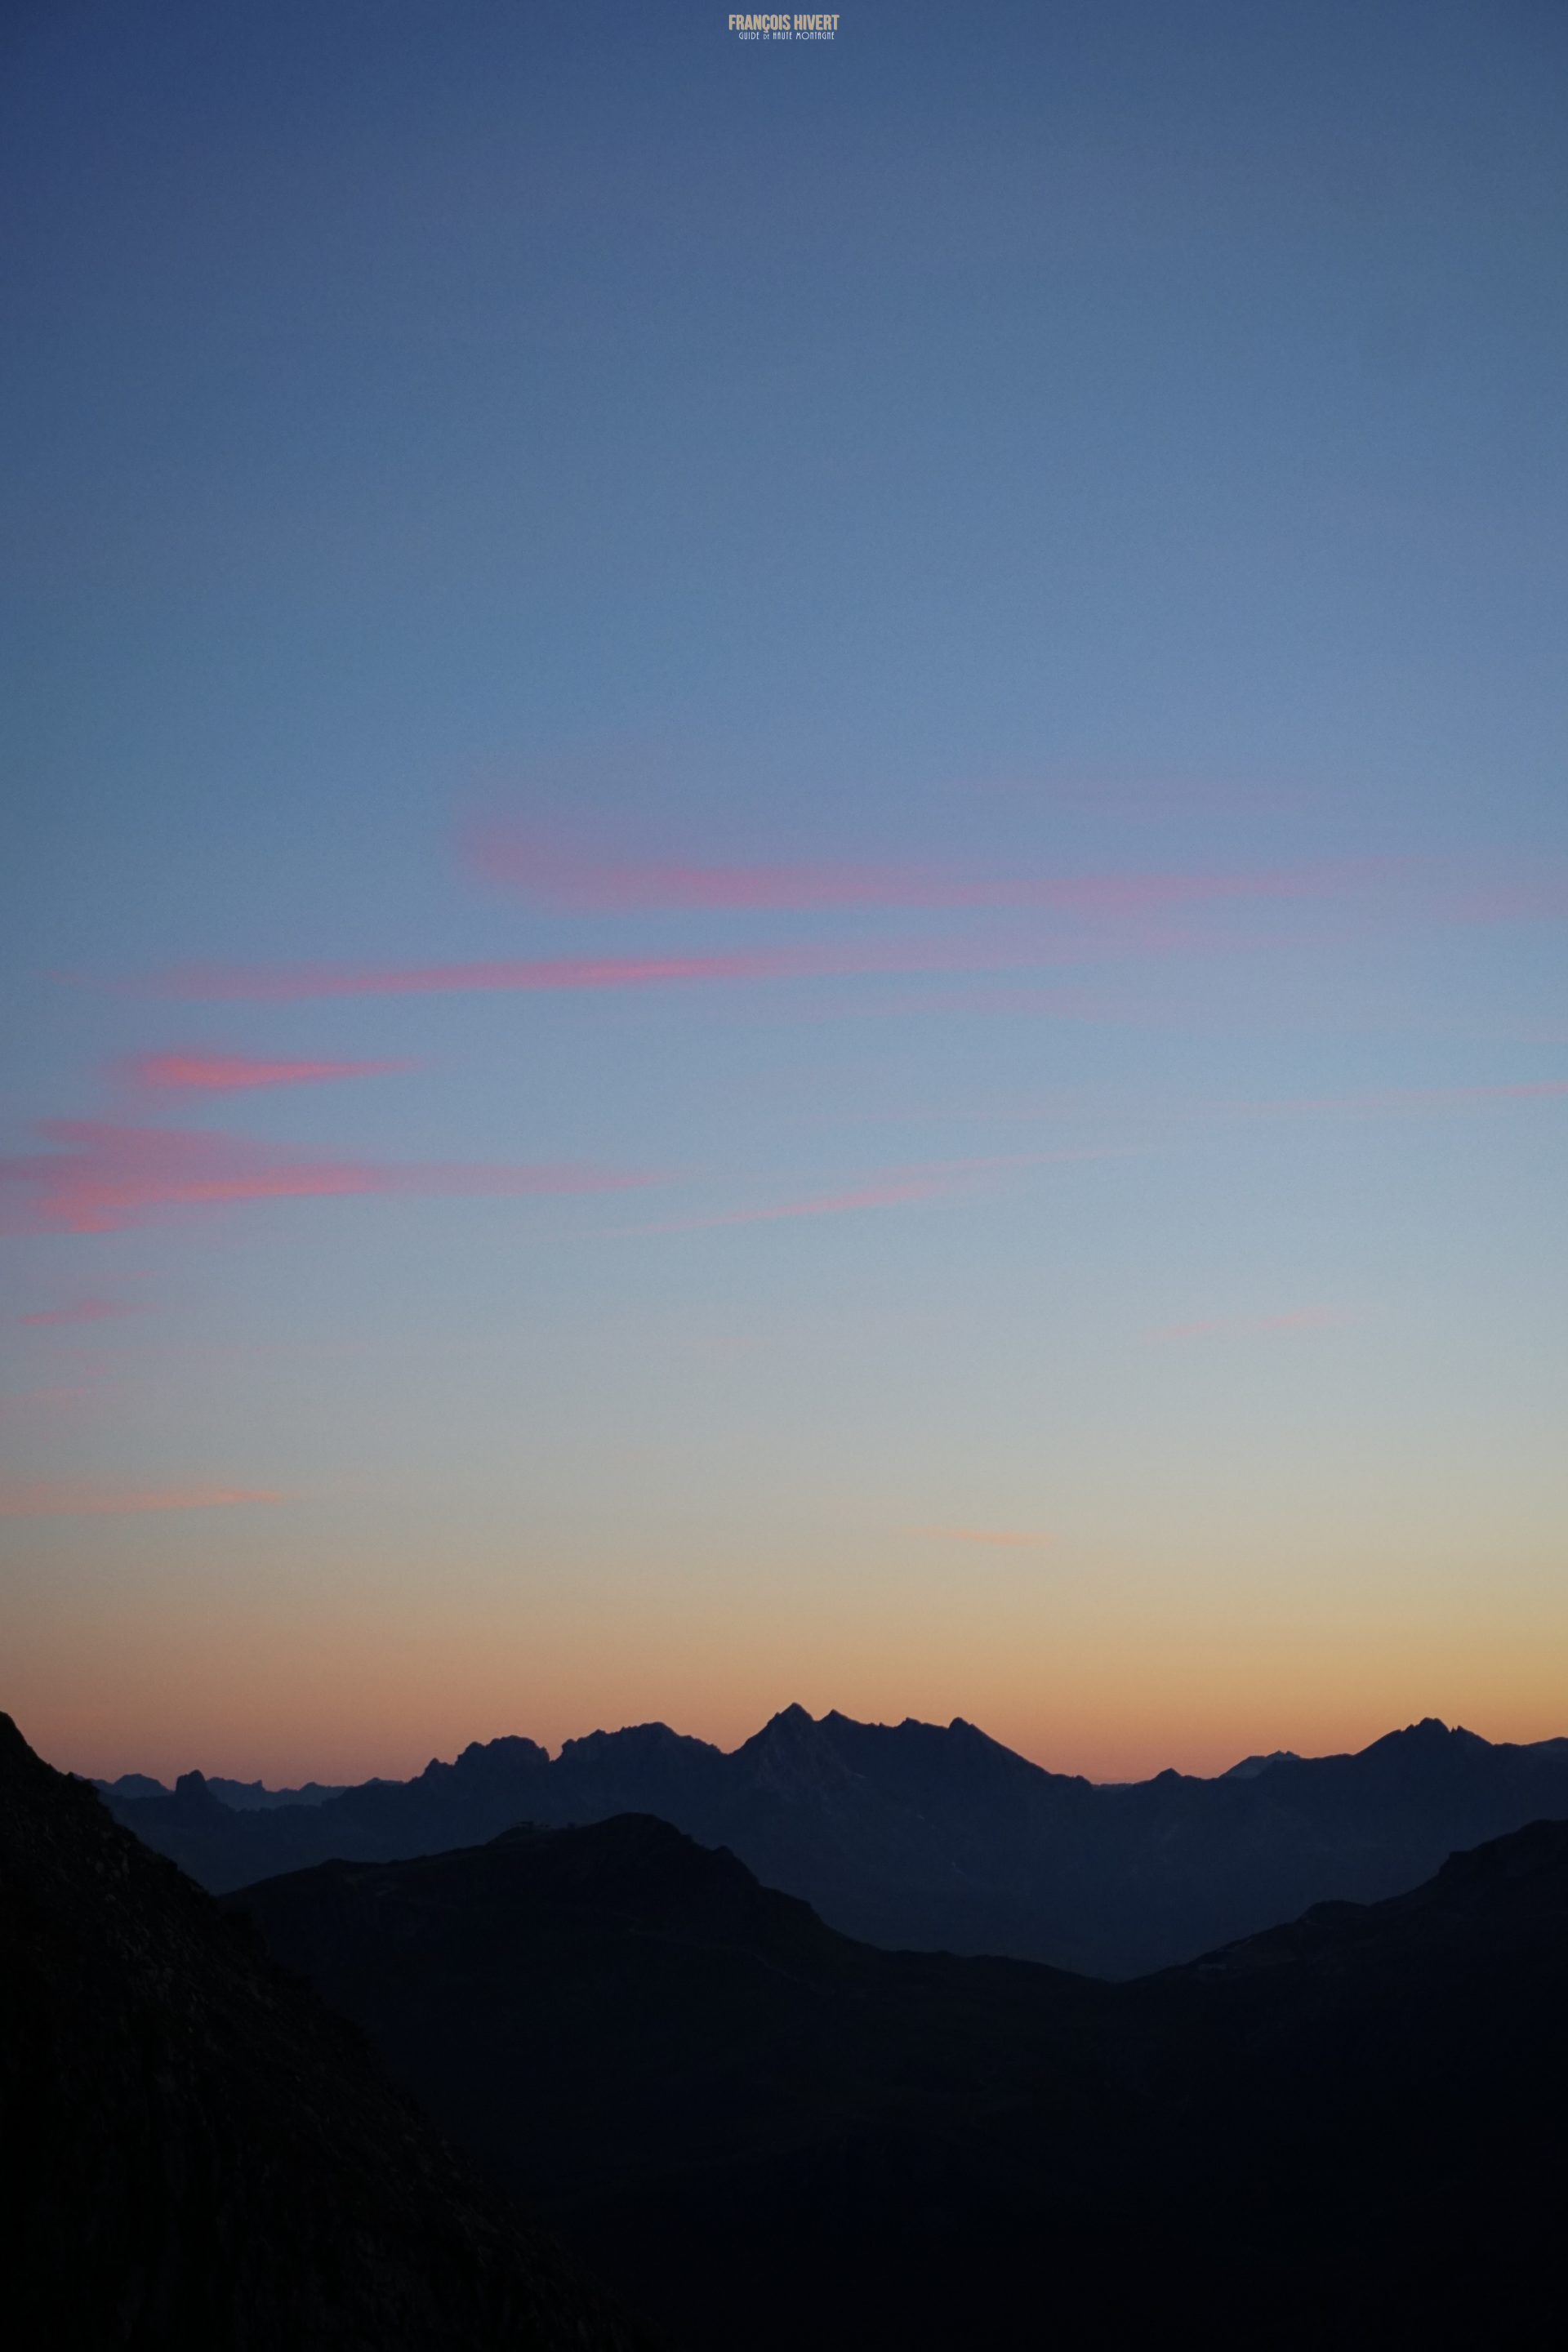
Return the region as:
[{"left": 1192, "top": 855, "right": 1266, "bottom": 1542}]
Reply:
[
  {"left": 13, "top": 1698, "right": 1566, "bottom": 2348},
  {"left": 225, "top": 1793, "right": 1568, "bottom": 2349},
  {"left": 102, "top": 1704, "right": 1568, "bottom": 1975}
]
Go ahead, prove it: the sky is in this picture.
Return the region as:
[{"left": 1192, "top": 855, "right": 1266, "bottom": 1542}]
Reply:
[{"left": 2, "top": 0, "right": 1566, "bottom": 1787}]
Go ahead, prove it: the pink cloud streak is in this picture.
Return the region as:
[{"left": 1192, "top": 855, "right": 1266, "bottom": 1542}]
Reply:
[
  {"left": 613, "top": 1150, "right": 1107, "bottom": 1235},
  {"left": 140, "top": 942, "right": 1079, "bottom": 1000},
  {"left": 468, "top": 828, "right": 1374, "bottom": 917},
  {"left": 20, "top": 1296, "right": 137, "bottom": 1327},
  {"left": 136, "top": 929, "right": 1255, "bottom": 1004},
  {"left": 0, "top": 1385, "right": 97, "bottom": 1417},
  {"left": 1451, "top": 880, "right": 1568, "bottom": 924},
  {"left": 1284, "top": 1080, "right": 1568, "bottom": 1115},
  {"left": 0, "top": 1481, "right": 285, "bottom": 1518},
  {"left": 607, "top": 1177, "right": 955, "bottom": 1236},
  {"left": 682, "top": 1175, "right": 958, "bottom": 1228},
  {"left": 122, "top": 1049, "right": 413, "bottom": 1093},
  {"left": 0, "top": 1121, "right": 662, "bottom": 1236}
]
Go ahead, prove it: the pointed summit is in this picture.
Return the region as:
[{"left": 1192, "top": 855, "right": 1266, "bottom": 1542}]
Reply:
[
  {"left": 1222, "top": 1749, "right": 1300, "bottom": 1781},
  {"left": 737, "top": 1704, "right": 853, "bottom": 1794},
  {"left": 172, "top": 1769, "right": 223, "bottom": 1812},
  {"left": 746, "top": 1703, "right": 820, "bottom": 1748},
  {"left": 1380, "top": 1718, "right": 1490, "bottom": 1750}
]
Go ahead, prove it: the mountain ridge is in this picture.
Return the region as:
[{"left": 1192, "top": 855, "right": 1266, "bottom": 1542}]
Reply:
[
  {"left": 224, "top": 1794, "right": 1568, "bottom": 2349},
  {"left": 98, "top": 1704, "right": 1568, "bottom": 1976}
]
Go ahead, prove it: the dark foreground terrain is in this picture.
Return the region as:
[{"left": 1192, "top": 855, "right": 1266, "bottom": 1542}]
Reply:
[
  {"left": 0, "top": 1715, "right": 657, "bottom": 2352},
  {"left": 229, "top": 1796, "right": 1568, "bottom": 2350},
  {"left": 103, "top": 1703, "right": 1568, "bottom": 1974},
  {"left": 13, "top": 1698, "right": 1567, "bottom": 2350}
]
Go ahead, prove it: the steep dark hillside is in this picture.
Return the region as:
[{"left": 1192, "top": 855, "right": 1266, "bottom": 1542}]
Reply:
[
  {"left": 225, "top": 1812, "right": 1114, "bottom": 2210},
  {"left": 231, "top": 1804, "right": 1568, "bottom": 2350},
  {"left": 108, "top": 1702, "right": 1568, "bottom": 1974},
  {"left": 0, "top": 1716, "right": 658, "bottom": 2352}
]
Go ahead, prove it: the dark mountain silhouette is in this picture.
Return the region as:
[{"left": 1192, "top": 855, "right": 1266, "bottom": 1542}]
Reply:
[
  {"left": 95, "top": 1770, "right": 168, "bottom": 1801},
  {"left": 228, "top": 1801, "right": 1568, "bottom": 2350},
  {"left": 96, "top": 1770, "right": 352, "bottom": 1809},
  {"left": 0, "top": 1715, "right": 658, "bottom": 2352},
  {"left": 105, "top": 1702, "right": 1568, "bottom": 1974},
  {"left": 206, "top": 1773, "right": 353, "bottom": 1810},
  {"left": 1220, "top": 1744, "right": 1299, "bottom": 1777}
]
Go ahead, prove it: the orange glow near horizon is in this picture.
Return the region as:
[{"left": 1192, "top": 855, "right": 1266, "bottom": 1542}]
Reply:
[{"left": 11, "top": 1579, "right": 1566, "bottom": 1793}]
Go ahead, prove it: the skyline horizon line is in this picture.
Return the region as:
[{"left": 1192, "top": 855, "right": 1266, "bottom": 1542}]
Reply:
[{"left": 48, "top": 1693, "right": 1564, "bottom": 1803}]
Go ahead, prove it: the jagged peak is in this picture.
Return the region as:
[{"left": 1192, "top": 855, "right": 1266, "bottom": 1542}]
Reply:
[
  {"left": 558, "top": 1720, "right": 714, "bottom": 1762},
  {"left": 457, "top": 1734, "right": 547, "bottom": 1762},
  {"left": 1399, "top": 1717, "right": 1483, "bottom": 1744},
  {"left": 1358, "top": 1717, "right": 1493, "bottom": 1762},
  {"left": 748, "top": 1703, "right": 819, "bottom": 1743},
  {"left": 733, "top": 1704, "right": 849, "bottom": 1783},
  {"left": 1221, "top": 1748, "right": 1301, "bottom": 1781},
  {"left": 414, "top": 1735, "right": 550, "bottom": 1784}
]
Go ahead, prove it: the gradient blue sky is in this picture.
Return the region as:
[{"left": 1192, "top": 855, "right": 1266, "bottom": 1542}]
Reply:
[{"left": 3, "top": 0, "right": 1566, "bottom": 1783}]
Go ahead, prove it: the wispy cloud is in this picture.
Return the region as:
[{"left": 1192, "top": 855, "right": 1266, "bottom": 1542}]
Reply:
[
  {"left": 611, "top": 1150, "right": 1106, "bottom": 1235},
  {"left": 1148, "top": 1306, "right": 1348, "bottom": 1341},
  {"left": 0, "top": 1385, "right": 98, "bottom": 1418},
  {"left": 123, "top": 888, "right": 1355, "bottom": 1004},
  {"left": 0, "top": 1481, "right": 285, "bottom": 1518},
  {"left": 1451, "top": 880, "right": 1568, "bottom": 924},
  {"left": 840, "top": 983, "right": 1133, "bottom": 1022},
  {"left": 0, "top": 1120, "right": 662, "bottom": 1236},
  {"left": 140, "top": 942, "right": 1075, "bottom": 1000},
  {"left": 1281, "top": 1080, "right": 1568, "bottom": 1116},
  {"left": 467, "top": 825, "right": 1376, "bottom": 919},
  {"left": 1187, "top": 1080, "right": 1568, "bottom": 1137},
  {"left": 122, "top": 1049, "right": 413, "bottom": 1093},
  {"left": 638, "top": 1174, "right": 962, "bottom": 1232},
  {"left": 20, "top": 1295, "right": 139, "bottom": 1327},
  {"left": 696, "top": 1176, "right": 964, "bottom": 1232},
  {"left": 905, "top": 1525, "right": 1054, "bottom": 1548}
]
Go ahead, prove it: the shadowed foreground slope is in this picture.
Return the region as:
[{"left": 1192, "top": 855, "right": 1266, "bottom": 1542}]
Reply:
[
  {"left": 0, "top": 1715, "right": 658, "bottom": 2352},
  {"left": 233, "top": 1807, "right": 1568, "bottom": 2351}
]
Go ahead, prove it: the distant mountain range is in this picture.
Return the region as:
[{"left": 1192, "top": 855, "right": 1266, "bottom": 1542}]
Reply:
[
  {"left": 1, "top": 1714, "right": 658, "bottom": 2350},
  {"left": 100, "top": 1704, "right": 1568, "bottom": 1975},
  {"left": 103, "top": 1769, "right": 352, "bottom": 1810},
  {"left": 226, "top": 1793, "right": 1568, "bottom": 2348}
]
